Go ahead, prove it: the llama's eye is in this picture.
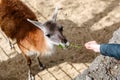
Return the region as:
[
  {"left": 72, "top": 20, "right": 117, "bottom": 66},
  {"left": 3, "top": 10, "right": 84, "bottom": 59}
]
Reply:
[{"left": 46, "top": 34, "right": 51, "bottom": 37}]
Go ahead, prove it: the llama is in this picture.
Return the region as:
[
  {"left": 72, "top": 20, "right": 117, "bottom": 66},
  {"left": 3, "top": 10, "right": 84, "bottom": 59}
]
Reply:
[{"left": 0, "top": 0, "right": 69, "bottom": 80}]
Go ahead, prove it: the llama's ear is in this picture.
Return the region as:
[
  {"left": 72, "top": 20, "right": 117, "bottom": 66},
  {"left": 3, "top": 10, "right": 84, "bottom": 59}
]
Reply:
[
  {"left": 52, "top": 7, "right": 59, "bottom": 22},
  {"left": 27, "top": 19, "right": 44, "bottom": 30}
]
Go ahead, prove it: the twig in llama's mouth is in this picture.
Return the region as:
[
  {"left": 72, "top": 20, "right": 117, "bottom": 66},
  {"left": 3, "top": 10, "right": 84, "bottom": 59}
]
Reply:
[{"left": 58, "top": 43, "right": 82, "bottom": 49}]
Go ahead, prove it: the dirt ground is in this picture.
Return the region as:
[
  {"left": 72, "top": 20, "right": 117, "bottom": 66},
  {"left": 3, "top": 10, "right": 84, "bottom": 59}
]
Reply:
[{"left": 0, "top": 0, "right": 120, "bottom": 80}]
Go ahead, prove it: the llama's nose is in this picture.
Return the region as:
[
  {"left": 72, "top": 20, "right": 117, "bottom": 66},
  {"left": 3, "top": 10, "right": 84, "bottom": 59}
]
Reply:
[
  {"left": 63, "top": 39, "right": 68, "bottom": 44},
  {"left": 63, "top": 39, "right": 69, "bottom": 47}
]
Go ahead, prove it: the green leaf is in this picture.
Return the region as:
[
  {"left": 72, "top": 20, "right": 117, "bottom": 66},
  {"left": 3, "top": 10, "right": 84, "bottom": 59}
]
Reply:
[{"left": 58, "top": 44, "right": 64, "bottom": 49}]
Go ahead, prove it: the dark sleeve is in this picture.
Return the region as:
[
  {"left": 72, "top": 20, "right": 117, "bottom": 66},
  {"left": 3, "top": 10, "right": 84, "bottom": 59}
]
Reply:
[{"left": 100, "top": 44, "right": 120, "bottom": 59}]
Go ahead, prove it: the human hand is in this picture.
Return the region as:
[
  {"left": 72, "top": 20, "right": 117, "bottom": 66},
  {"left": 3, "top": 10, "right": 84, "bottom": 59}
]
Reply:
[{"left": 85, "top": 41, "right": 100, "bottom": 52}]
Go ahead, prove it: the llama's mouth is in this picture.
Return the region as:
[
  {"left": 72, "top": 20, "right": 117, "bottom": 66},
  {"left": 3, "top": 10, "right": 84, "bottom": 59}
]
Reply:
[{"left": 58, "top": 42, "right": 70, "bottom": 49}]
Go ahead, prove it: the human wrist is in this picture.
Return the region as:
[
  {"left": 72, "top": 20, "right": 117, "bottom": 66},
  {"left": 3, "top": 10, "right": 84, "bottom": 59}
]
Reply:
[{"left": 94, "top": 44, "right": 100, "bottom": 52}]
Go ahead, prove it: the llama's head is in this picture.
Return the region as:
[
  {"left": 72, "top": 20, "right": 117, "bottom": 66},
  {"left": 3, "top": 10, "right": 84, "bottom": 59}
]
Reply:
[{"left": 27, "top": 7, "right": 69, "bottom": 48}]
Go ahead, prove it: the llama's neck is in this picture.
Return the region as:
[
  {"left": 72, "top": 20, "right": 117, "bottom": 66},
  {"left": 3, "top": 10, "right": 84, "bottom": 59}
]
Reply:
[
  {"left": 18, "top": 29, "right": 55, "bottom": 56},
  {"left": 42, "top": 36, "right": 55, "bottom": 56},
  {"left": 34, "top": 30, "right": 55, "bottom": 56}
]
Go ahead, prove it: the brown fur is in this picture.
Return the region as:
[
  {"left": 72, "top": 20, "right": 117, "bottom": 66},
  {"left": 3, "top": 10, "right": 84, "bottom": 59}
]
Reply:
[
  {"left": 0, "top": 1, "right": 69, "bottom": 78},
  {"left": 0, "top": 0, "right": 48, "bottom": 55}
]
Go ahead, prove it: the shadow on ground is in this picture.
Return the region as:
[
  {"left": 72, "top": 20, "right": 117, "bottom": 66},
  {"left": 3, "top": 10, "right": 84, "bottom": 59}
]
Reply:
[
  {"left": 0, "top": 0, "right": 120, "bottom": 80},
  {"left": 0, "top": 19, "right": 120, "bottom": 80}
]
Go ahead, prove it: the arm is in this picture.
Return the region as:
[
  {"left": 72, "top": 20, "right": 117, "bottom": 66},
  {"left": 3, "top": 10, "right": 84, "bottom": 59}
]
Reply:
[
  {"left": 100, "top": 44, "right": 120, "bottom": 59},
  {"left": 85, "top": 41, "right": 120, "bottom": 59}
]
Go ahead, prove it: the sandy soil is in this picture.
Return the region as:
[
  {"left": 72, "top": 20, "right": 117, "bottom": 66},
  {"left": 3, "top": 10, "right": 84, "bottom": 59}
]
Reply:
[{"left": 0, "top": 0, "right": 120, "bottom": 80}]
